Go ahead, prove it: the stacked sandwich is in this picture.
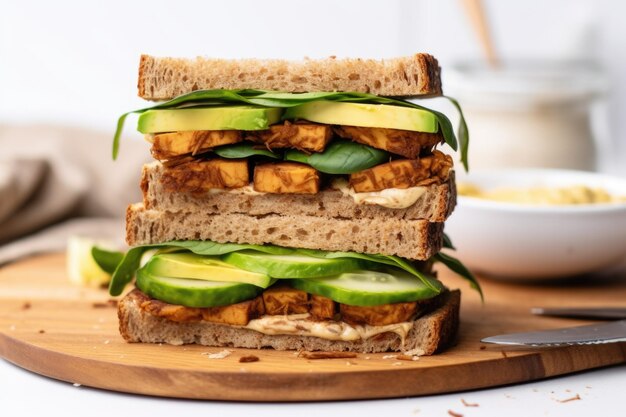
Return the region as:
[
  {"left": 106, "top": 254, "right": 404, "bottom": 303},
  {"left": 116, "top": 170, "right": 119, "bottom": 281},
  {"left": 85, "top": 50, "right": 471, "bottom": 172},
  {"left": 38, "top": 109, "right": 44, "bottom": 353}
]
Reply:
[{"left": 109, "top": 54, "right": 475, "bottom": 355}]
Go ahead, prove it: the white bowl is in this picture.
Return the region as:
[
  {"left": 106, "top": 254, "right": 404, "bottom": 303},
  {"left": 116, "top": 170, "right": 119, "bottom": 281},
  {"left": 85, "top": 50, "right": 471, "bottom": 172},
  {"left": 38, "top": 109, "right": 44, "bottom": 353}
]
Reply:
[{"left": 445, "top": 169, "right": 626, "bottom": 280}]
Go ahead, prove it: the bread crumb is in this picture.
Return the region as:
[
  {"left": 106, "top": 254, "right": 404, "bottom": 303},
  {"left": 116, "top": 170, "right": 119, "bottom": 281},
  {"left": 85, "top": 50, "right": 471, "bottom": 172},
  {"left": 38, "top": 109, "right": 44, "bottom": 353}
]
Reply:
[
  {"left": 392, "top": 361, "right": 403, "bottom": 366},
  {"left": 92, "top": 299, "right": 118, "bottom": 308},
  {"left": 557, "top": 394, "right": 581, "bottom": 403},
  {"left": 38, "top": 330, "right": 45, "bottom": 334},
  {"left": 298, "top": 351, "right": 357, "bottom": 359},
  {"left": 203, "top": 349, "right": 232, "bottom": 359},
  {"left": 397, "top": 354, "right": 420, "bottom": 361},
  {"left": 22, "top": 302, "right": 31, "bottom": 310},
  {"left": 9, "top": 325, "right": 15, "bottom": 331},
  {"left": 479, "top": 345, "right": 486, "bottom": 350},
  {"left": 103, "top": 340, "right": 110, "bottom": 345},
  {"left": 461, "top": 398, "right": 479, "bottom": 407},
  {"left": 382, "top": 354, "right": 397, "bottom": 360},
  {"left": 72, "top": 383, "right": 81, "bottom": 387},
  {"left": 239, "top": 355, "right": 259, "bottom": 363},
  {"left": 403, "top": 348, "right": 425, "bottom": 357},
  {"left": 365, "top": 356, "right": 371, "bottom": 360},
  {"left": 501, "top": 350, "right": 508, "bottom": 358},
  {"left": 447, "top": 410, "right": 463, "bottom": 417}
]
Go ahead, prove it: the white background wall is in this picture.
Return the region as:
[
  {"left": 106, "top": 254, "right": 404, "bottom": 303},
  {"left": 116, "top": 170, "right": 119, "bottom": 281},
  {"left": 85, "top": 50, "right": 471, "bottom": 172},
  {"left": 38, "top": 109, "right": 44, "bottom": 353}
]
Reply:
[{"left": 1, "top": 0, "right": 624, "bottom": 171}]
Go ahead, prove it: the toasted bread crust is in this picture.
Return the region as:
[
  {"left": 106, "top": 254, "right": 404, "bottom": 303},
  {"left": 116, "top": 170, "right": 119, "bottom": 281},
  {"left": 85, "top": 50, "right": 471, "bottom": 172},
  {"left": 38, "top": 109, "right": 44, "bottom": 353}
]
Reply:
[
  {"left": 126, "top": 203, "right": 444, "bottom": 261},
  {"left": 117, "top": 289, "right": 460, "bottom": 354},
  {"left": 137, "top": 54, "right": 442, "bottom": 100}
]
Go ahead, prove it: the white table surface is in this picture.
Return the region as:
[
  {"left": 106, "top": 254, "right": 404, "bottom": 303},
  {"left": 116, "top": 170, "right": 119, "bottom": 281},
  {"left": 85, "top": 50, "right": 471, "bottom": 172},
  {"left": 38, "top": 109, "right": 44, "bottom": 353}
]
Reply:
[{"left": 1, "top": 356, "right": 624, "bottom": 417}]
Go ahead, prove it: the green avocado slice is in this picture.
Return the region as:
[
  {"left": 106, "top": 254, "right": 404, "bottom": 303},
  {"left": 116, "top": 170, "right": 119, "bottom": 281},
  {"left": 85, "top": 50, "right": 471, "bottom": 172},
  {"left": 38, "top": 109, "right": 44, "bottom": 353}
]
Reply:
[
  {"left": 283, "top": 101, "right": 438, "bottom": 133},
  {"left": 145, "top": 253, "right": 273, "bottom": 288},
  {"left": 137, "top": 106, "right": 282, "bottom": 133}
]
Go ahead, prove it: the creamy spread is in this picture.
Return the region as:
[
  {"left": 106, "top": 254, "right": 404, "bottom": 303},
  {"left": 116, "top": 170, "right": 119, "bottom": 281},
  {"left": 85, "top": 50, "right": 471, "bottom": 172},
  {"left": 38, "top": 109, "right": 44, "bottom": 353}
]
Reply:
[
  {"left": 244, "top": 313, "right": 413, "bottom": 343},
  {"left": 331, "top": 178, "right": 427, "bottom": 209},
  {"left": 206, "top": 180, "right": 427, "bottom": 208},
  {"left": 208, "top": 184, "right": 264, "bottom": 196},
  {"left": 458, "top": 182, "right": 625, "bottom": 205}
]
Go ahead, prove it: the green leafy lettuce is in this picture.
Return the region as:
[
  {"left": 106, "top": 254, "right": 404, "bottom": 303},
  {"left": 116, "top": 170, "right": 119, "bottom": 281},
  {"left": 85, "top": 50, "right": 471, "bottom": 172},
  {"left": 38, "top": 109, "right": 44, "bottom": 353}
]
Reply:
[{"left": 213, "top": 142, "right": 281, "bottom": 159}]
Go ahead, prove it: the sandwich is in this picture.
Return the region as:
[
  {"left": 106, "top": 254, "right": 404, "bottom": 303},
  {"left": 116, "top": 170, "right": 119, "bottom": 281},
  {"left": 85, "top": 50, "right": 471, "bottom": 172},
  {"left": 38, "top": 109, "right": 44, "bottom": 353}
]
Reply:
[{"left": 106, "top": 54, "right": 479, "bottom": 355}]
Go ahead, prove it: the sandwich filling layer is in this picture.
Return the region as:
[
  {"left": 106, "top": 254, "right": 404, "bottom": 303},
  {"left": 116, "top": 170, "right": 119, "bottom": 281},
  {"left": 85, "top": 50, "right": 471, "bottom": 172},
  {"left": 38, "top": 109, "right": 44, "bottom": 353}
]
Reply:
[{"left": 129, "top": 286, "right": 447, "bottom": 343}]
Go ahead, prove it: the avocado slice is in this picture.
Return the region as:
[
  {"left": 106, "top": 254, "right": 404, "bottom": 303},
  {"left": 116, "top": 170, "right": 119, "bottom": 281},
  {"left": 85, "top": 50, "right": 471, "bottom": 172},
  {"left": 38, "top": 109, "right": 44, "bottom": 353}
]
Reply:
[
  {"left": 283, "top": 101, "right": 438, "bottom": 133},
  {"left": 145, "top": 253, "right": 273, "bottom": 288},
  {"left": 137, "top": 106, "right": 283, "bottom": 133}
]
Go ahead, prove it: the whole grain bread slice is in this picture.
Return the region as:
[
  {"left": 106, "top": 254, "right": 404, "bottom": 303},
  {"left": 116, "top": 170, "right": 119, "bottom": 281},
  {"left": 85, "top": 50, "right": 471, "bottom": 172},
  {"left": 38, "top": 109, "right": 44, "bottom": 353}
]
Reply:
[
  {"left": 126, "top": 203, "right": 444, "bottom": 260},
  {"left": 118, "top": 289, "right": 460, "bottom": 354},
  {"left": 138, "top": 54, "right": 442, "bottom": 100},
  {"left": 141, "top": 162, "right": 456, "bottom": 222}
]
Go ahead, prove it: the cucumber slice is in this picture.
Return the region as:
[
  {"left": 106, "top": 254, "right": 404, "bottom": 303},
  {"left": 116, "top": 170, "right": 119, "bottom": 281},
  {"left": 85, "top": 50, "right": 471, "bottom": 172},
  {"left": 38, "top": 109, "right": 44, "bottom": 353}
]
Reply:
[
  {"left": 222, "top": 251, "right": 367, "bottom": 279},
  {"left": 145, "top": 253, "right": 273, "bottom": 288},
  {"left": 291, "top": 269, "right": 444, "bottom": 306},
  {"left": 136, "top": 268, "right": 261, "bottom": 308}
]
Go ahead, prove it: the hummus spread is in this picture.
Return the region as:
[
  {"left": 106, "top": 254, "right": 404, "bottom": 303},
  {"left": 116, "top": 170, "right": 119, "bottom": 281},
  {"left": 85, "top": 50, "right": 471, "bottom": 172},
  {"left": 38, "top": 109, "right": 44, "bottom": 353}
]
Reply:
[{"left": 458, "top": 183, "right": 623, "bottom": 205}]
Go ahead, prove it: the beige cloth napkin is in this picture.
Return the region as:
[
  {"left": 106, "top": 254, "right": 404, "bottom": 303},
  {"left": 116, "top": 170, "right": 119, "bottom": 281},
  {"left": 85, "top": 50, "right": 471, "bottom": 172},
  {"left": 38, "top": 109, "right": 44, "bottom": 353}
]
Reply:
[{"left": 0, "top": 124, "right": 149, "bottom": 264}]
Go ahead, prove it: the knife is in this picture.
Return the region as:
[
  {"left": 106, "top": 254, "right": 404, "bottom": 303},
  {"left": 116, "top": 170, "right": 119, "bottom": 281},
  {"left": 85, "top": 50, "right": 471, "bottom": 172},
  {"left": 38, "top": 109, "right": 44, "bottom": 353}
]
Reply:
[
  {"left": 531, "top": 307, "right": 626, "bottom": 320},
  {"left": 481, "top": 320, "right": 626, "bottom": 346}
]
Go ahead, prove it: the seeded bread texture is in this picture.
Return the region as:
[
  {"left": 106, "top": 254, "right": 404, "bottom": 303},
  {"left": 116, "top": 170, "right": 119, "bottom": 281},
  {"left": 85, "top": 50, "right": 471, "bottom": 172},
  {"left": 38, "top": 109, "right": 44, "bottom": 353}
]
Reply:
[
  {"left": 118, "top": 289, "right": 460, "bottom": 354},
  {"left": 126, "top": 203, "right": 443, "bottom": 260},
  {"left": 141, "top": 162, "right": 456, "bottom": 222},
  {"left": 137, "top": 54, "right": 442, "bottom": 100}
]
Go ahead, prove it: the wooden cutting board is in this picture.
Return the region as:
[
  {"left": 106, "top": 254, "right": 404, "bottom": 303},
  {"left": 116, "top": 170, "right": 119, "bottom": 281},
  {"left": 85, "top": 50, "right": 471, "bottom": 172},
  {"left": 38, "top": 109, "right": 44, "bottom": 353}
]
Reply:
[{"left": 0, "top": 253, "right": 625, "bottom": 401}]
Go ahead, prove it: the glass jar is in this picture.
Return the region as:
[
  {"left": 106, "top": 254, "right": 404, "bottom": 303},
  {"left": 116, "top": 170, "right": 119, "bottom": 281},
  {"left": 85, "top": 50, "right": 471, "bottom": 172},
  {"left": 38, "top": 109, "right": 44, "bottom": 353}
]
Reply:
[{"left": 445, "top": 61, "right": 608, "bottom": 172}]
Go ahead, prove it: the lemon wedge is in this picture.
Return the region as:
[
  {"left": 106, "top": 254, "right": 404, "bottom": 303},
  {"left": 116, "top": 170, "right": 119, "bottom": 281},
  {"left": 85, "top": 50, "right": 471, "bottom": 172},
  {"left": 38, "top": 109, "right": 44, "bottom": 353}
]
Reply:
[{"left": 66, "top": 236, "right": 116, "bottom": 287}]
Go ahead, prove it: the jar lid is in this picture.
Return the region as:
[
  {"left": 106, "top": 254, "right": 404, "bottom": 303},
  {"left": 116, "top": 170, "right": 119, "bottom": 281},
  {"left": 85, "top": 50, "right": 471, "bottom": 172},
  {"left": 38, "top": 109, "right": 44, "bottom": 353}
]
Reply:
[{"left": 444, "top": 60, "right": 607, "bottom": 108}]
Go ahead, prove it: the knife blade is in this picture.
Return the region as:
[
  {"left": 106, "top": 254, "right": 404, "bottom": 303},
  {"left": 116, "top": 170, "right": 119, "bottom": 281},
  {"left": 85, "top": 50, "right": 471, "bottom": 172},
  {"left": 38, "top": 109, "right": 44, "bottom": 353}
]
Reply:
[
  {"left": 481, "top": 319, "right": 626, "bottom": 346},
  {"left": 531, "top": 307, "right": 626, "bottom": 320}
]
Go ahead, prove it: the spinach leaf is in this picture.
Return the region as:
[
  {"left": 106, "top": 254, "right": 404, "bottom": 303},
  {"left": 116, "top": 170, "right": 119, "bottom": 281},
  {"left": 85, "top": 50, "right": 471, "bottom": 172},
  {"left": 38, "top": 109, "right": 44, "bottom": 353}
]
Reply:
[
  {"left": 113, "top": 89, "right": 469, "bottom": 171},
  {"left": 109, "top": 246, "right": 145, "bottom": 296},
  {"left": 160, "top": 240, "right": 294, "bottom": 256},
  {"left": 445, "top": 96, "right": 469, "bottom": 171},
  {"left": 283, "top": 150, "right": 309, "bottom": 164},
  {"left": 284, "top": 141, "right": 389, "bottom": 174},
  {"left": 442, "top": 233, "right": 455, "bottom": 250},
  {"left": 108, "top": 241, "right": 294, "bottom": 296},
  {"left": 213, "top": 142, "right": 280, "bottom": 159},
  {"left": 91, "top": 247, "right": 124, "bottom": 274},
  {"left": 434, "top": 251, "right": 483, "bottom": 301}
]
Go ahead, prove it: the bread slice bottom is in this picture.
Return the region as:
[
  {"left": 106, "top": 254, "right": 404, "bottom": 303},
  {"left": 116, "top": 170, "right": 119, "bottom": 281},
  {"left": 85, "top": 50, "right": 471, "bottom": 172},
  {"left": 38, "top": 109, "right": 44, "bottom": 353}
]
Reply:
[
  {"left": 118, "top": 289, "right": 460, "bottom": 355},
  {"left": 126, "top": 203, "right": 444, "bottom": 260}
]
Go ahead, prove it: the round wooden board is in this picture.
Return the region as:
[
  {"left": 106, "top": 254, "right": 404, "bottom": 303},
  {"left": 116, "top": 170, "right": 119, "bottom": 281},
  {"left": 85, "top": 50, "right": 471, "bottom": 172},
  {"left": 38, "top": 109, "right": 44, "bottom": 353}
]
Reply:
[{"left": 0, "top": 253, "right": 625, "bottom": 401}]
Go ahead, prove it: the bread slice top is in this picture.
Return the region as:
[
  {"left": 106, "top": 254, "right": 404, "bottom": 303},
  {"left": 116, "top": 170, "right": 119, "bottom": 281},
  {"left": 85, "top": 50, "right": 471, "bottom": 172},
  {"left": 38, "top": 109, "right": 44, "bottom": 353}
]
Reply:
[{"left": 138, "top": 54, "right": 442, "bottom": 100}]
